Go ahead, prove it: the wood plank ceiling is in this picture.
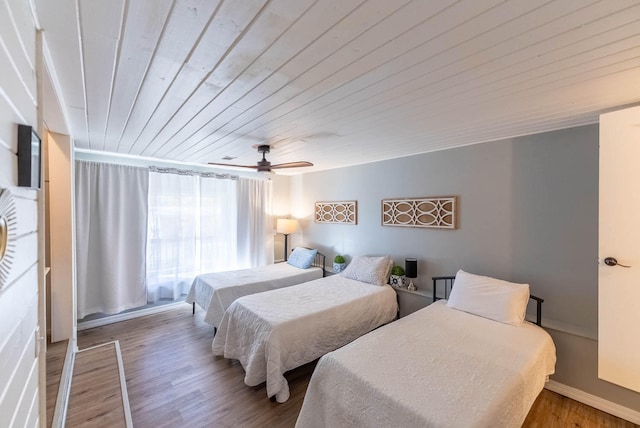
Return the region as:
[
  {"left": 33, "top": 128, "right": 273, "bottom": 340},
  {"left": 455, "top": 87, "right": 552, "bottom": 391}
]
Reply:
[{"left": 35, "top": 0, "right": 640, "bottom": 174}]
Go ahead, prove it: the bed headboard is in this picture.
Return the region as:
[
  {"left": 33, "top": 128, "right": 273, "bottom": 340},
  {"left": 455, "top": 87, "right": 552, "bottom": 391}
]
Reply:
[
  {"left": 313, "top": 252, "right": 327, "bottom": 277},
  {"left": 291, "top": 247, "right": 326, "bottom": 276},
  {"left": 431, "top": 275, "right": 544, "bottom": 327}
]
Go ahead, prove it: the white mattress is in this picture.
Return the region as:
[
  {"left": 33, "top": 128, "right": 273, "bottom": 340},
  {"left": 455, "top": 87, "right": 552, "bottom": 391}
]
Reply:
[
  {"left": 211, "top": 275, "right": 398, "bottom": 403},
  {"left": 296, "top": 300, "right": 556, "bottom": 428},
  {"left": 185, "top": 263, "right": 323, "bottom": 327}
]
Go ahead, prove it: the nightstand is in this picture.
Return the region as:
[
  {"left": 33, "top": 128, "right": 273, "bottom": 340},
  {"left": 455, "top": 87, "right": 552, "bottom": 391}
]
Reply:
[{"left": 394, "top": 287, "right": 433, "bottom": 318}]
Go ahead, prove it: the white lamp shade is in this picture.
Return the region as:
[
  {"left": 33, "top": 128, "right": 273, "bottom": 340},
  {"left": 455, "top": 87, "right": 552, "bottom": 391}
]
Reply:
[{"left": 277, "top": 218, "right": 298, "bottom": 235}]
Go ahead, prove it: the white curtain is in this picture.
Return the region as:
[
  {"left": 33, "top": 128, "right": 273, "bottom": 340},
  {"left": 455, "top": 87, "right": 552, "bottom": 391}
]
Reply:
[
  {"left": 75, "top": 161, "right": 149, "bottom": 318},
  {"left": 145, "top": 172, "right": 198, "bottom": 303},
  {"left": 76, "top": 163, "right": 273, "bottom": 314},
  {"left": 237, "top": 177, "right": 273, "bottom": 268},
  {"left": 200, "top": 175, "right": 238, "bottom": 272},
  {"left": 145, "top": 170, "right": 239, "bottom": 303}
]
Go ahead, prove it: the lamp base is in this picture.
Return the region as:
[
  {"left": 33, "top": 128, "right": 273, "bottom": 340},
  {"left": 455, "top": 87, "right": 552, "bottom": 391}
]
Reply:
[
  {"left": 407, "top": 279, "right": 416, "bottom": 291},
  {"left": 283, "top": 234, "right": 289, "bottom": 262}
]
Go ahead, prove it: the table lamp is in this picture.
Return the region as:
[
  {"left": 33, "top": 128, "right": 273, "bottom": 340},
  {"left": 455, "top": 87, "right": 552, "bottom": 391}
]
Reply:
[{"left": 277, "top": 218, "right": 298, "bottom": 261}]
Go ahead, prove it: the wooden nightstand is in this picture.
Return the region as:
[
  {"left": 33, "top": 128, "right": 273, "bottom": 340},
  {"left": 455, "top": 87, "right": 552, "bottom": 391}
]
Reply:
[{"left": 394, "top": 287, "right": 433, "bottom": 318}]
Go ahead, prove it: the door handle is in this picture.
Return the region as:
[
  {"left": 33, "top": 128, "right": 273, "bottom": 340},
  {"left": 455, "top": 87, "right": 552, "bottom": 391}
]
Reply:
[{"left": 603, "top": 257, "right": 631, "bottom": 268}]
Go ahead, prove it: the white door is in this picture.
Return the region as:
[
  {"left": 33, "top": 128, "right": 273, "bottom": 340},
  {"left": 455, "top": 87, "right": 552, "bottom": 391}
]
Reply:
[{"left": 598, "top": 105, "right": 640, "bottom": 393}]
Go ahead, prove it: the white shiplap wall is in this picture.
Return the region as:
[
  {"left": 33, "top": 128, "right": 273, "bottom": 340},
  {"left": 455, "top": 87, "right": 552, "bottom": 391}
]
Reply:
[{"left": 0, "top": 0, "right": 41, "bottom": 426}]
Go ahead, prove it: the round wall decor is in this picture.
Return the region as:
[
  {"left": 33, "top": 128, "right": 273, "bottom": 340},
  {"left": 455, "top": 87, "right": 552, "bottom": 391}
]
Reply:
[
  {"left": 0, "top": 188, "right": 17, "bottom": 289},
  {"left": 0, "top": 216, "right": 7, "bottom": 258}
]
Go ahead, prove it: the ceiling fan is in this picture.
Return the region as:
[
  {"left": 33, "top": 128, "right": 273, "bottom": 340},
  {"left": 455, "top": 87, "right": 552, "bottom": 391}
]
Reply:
[{"left": 208, "top": 145, "right": 313, "bottom": 172}]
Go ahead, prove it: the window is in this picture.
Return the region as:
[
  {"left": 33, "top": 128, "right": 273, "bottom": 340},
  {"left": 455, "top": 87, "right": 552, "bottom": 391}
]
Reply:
[{"left": 146, "top": 171, "right": 237, "bottom": 303}]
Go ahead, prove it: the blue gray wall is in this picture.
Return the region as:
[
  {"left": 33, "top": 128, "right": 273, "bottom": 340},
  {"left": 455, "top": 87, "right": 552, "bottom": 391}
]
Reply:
[{"left": 290, "top": 124, "right": 640, "bottom": 412}]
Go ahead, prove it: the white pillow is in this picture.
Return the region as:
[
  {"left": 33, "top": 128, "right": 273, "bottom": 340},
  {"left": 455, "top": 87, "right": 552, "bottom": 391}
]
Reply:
[
  {"left": 446, "top": 270, "right": 530, "bottom": 326},
  {"left": 340, "top": 255, "right": 393, "bottom": 286}
]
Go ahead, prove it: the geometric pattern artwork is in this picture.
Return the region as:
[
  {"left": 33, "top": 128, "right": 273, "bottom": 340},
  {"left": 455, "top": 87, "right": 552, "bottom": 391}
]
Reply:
[
  {"left": 0, "top": 188, "right": 17, "bottom": 289},
  {"left": 382, "top": 196, "right": 456, "bottom": 229},
  {"left": 315, "top": 201, "right": 357, "bottom": 224}
]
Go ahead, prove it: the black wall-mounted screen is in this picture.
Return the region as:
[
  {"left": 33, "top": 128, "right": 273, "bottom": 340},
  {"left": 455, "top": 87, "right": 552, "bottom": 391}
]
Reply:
[{"left": 17, "top": 124, "right": 41, "bottom": 189}]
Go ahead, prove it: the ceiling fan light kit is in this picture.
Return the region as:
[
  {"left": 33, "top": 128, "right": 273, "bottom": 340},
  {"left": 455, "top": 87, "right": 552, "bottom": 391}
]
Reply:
[{"left": 209, "top": 145, "right": 313, "bottom": 173}]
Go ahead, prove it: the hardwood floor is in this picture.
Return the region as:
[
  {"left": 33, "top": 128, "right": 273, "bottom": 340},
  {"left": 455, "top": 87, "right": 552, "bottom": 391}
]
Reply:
[
  {"left": 75, "top": 305, "right": 313, "bottom": 428},
  {"left": 50, "top": 305, "right": 636, "bottom": 428},
  {"left": 67, "top": 343, "right": 127, "bottom": 427},
  {"left": 523, "top": 389, "right": 637, "bottom": 428}
]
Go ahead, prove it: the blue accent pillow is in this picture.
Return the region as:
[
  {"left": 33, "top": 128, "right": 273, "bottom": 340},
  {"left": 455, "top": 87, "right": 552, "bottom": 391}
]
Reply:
[{"left": 287, "top": 247, "right": 318, "bottom": 269}]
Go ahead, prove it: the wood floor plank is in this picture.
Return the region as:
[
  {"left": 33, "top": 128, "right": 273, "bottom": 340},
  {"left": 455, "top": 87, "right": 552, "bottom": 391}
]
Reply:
[{"left": 70, "top": 304, "right": 638, "bottom": 428}]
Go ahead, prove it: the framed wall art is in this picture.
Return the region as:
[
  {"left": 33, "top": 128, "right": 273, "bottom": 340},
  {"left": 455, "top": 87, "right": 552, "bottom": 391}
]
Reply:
[
  {"left": 315, "top": 201, "right": 357, "bottom": 225},
  {"left": 382, "top": 196, "right": 456, "bottom": 229}
]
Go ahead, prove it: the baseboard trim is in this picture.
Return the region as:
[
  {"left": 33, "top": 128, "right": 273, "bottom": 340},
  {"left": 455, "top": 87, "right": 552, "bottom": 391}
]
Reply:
[
  {"left": 51, "top": 338, "right": 75, "bottom": 428},
  {"left": 545, "top": 380, "right": 640, "bottom": 424},
  {"left": 77, "top": 301, "right": 187, "bottom": 331}
]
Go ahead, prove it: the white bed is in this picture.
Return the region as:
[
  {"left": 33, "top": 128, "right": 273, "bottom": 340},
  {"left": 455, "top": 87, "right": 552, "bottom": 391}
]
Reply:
[
  {"left": 186, "top": 261, "right": 323, "bottom": 328},
  {"left": 296, "top": 281, "right": 557, "bottom": 428},
  {"left": 211, "top": 274, "right": 398, "bottom": 403}
]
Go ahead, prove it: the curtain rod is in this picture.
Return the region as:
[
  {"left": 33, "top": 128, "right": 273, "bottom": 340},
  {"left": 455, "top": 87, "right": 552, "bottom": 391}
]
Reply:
[{"left": 149, "top": 166, "right": 239, "bottom": 180}]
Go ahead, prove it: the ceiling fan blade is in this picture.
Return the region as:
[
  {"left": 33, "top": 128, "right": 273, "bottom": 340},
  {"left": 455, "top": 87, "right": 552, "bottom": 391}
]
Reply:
[
  {"left": 207, "top": 162, "right": 258, "bottom": 169},
  {"left": 271, "top": 161, "right": 314, "bottom": 169}
]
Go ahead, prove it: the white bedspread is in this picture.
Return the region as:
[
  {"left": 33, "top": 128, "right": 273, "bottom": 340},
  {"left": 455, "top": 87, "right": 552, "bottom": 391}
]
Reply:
[
  {"left": 185, "top": 263, "right": 323, "bottom": 327},
  {"left": 296, "top": 300, "right": 556, "bottom": 428},
  {"left": 211, "top": 275, "right": 398, "bottom": 403}
]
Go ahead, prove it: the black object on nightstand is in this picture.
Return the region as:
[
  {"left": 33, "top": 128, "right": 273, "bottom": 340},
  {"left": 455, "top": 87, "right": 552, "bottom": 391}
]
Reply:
[{"left": 405, "top": 258, "right": 417, "bottom": 291}]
